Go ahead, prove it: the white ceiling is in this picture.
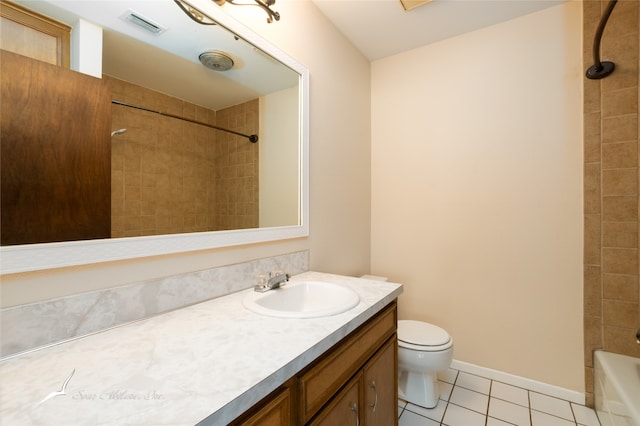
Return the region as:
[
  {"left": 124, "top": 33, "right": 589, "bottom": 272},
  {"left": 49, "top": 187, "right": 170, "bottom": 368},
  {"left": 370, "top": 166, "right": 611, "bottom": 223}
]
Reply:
[
  {"left": 13, "top": 0, "right": 299, "bottom": 110},
  {"left": 11, "top": 0, "right": 565, "bottom": 109},
  {"left": 310, "top": 0, "right": 565, "bottom": 61}
]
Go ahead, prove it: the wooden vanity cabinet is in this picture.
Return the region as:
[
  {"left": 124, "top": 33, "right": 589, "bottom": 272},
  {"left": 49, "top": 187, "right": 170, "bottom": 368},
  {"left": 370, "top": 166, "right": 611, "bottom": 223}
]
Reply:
[
  {"left": 309, "top": 337, "right": 397, "bottom": 426},
  {"left": 233, "top": 301, "right": 398, "bottom": 426},
  {"left": 299, "top": 302, "right": 397, "bottom": 425}
]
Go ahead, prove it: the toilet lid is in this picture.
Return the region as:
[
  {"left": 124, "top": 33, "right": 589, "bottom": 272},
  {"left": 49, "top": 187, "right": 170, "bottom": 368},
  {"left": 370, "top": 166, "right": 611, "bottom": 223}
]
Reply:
[{"left": 398, "top": 320, "right": 451, "bottom": 347}]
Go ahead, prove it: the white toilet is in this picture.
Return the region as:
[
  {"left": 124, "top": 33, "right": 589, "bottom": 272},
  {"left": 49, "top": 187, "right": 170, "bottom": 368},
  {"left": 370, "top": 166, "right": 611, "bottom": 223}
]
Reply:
[{"left": 398, "top": 320, "right": 453, "bottom": 408}]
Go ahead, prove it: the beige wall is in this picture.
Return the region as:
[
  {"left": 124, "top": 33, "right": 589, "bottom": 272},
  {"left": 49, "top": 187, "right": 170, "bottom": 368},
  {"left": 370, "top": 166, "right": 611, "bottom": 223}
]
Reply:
[
  {"left": 242, "top": 2, "right": 373, "bottom": 275},
  {"left": 0, "top": 0, "right": 372, "bottom": 307},
  {"left": 371, "top": 2, "right": 584, "bottom": 391},
  {"left": 583, "top": 0, "right": 640, "bottom": 407}
]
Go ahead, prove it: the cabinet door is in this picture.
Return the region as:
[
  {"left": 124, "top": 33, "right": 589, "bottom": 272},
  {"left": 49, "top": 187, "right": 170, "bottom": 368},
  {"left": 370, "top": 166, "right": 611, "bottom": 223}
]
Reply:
[
  {"left": 363, "top": 336, "right": 398, "bottom": 426},
  {"left": 309, "top": 372, "right": 363, "bottom": 426},
  {"left": 234, "top": 386, "right": 291, "bottom": 426}
]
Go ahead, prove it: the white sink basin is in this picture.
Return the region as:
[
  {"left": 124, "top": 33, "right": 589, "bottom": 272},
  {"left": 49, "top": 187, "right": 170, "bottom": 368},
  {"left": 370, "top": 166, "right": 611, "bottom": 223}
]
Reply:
[{"left": 242, "top": 280, "right": 360, "bottom": 318}]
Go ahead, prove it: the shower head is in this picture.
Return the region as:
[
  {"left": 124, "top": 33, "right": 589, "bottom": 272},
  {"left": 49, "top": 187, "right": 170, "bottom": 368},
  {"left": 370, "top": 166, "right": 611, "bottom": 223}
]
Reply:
[
  {"left": 199, "top": 50, "right": 234, "bottom": 72},
  {"left": 586, "top": 0, "right": 617, "bottom": 79}
]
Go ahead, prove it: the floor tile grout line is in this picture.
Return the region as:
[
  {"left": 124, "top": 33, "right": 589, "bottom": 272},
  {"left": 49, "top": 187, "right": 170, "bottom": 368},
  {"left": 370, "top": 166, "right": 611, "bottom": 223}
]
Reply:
[
  {"left": 489, "top": 394, "right": 529, "bottom": 410},
  {"left": 487, "top": 414, "right": 519, "bottom": 426},
  {"left": 529, "top": 389, "right": 588, "bottom": 409},
  {"left": 398, "top": 368, "right": 600, "bottom": 426},
  {"left": 399, "top": 400, "right": 587, "bottom": 426},
  {"left": 447, "top": 400, "right": 491, "bottom": 417},
  {"left": 491, "top": 380, "right": 592, "bottom": 415},
  {"left": 462, "top": 370, "right": 588, "bottom": 410},
  {"left": 530, "top": 406, "right": 581, "bottom": 424},
  {"left": 528, "top": 388, "right": 533, "bottom": 426},
  {"left": 456, "top": 384, "right": 490, "bottom": 396},
  {"left": 437, "top": 369, "right": 459, "bottom": 425},
  {"left": 485, "top": 379, "right": 493, "bottom": 426}
]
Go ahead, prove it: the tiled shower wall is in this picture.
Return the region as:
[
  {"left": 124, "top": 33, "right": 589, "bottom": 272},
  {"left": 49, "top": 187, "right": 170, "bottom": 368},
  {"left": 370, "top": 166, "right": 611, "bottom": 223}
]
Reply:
[
  {"left": 107, "top": 75, "right": 259, "bottom": 237},
  {"left": 583, "top": 0, "right": 640, "bottom": 406},
  {"left": 215, "top": 100, "right": 260, "bottom": 230}
]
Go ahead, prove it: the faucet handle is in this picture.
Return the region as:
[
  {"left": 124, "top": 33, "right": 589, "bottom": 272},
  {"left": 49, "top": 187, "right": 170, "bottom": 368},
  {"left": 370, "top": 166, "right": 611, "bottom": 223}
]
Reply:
[
  {"left": 275, "top": 271, "right": 290, "bottom": 283},
  {"left": 257, "top": 273, "right": 268, "bottom": 286}
]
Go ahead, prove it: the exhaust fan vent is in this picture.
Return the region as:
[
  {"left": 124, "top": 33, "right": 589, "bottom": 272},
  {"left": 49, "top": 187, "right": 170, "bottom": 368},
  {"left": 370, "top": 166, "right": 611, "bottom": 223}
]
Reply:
[
  {"left": 121, "top": 9, "right": 167, "bottom": 35},
  {"left": 199, "top": 50, "right": 234, "bottom": 72}
]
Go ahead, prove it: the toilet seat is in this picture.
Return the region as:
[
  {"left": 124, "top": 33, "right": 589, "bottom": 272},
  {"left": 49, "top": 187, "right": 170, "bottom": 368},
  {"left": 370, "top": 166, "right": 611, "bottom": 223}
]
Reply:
[{"left": 398, "top": 320, "right": 453, "bottom": 351}]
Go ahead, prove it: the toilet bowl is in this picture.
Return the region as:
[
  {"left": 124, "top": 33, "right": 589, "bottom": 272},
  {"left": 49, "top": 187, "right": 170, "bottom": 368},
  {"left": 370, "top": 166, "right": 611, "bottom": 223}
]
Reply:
[{"left": 398, "top": 320, "right": 453, "bottom": 408}]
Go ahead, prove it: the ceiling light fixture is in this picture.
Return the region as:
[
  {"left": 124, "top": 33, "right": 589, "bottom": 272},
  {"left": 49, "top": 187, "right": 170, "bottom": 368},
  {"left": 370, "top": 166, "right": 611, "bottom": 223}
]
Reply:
[
  {"left": 174, "top": 0, "right": 218, "bottom": 25},
  {"left": 399, "top": 0, "right": 433, "bottom": 12},
  {"left": 199, "top": 50, "right": 235, "bottom": 71},
  {"left": 213, "top": 0, "right": 280, "bottom": 23}
]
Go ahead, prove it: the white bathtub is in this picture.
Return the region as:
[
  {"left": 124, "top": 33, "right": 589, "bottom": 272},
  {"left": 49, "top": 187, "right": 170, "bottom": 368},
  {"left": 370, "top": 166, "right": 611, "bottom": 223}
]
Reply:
[{"left": 594, "top": 350, "right": 640, "bottom": 426}]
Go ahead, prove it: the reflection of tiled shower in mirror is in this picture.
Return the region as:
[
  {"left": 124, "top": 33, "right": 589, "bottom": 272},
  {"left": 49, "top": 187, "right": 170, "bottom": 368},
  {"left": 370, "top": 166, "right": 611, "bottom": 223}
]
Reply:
[{"left": 108, "top": 75, "right": 259, "bottom": 239}]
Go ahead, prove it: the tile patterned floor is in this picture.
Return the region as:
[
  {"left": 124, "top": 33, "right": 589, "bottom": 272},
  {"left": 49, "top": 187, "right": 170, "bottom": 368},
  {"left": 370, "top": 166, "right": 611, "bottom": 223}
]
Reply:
[{"left": 398, "top": 368, "right": 601, "bottom": 426}]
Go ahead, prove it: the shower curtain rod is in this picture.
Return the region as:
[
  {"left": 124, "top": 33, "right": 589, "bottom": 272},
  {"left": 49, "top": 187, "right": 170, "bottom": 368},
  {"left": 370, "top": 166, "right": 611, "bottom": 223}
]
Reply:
[{"left": 111, "top": 99, "right": 259, "bottom": 143}]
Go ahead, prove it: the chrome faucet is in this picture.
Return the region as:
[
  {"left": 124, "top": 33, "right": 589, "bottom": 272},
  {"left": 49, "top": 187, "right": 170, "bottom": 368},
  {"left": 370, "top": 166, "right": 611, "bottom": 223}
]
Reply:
[{"left": 254, "top": 271, "right": 290, "bottom": 292}]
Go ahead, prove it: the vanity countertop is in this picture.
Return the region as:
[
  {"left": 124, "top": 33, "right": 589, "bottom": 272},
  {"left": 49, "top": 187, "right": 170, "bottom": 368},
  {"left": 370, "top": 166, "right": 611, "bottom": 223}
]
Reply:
[{"left": 0, "top": 271, "right": 403, "bottom": 425}]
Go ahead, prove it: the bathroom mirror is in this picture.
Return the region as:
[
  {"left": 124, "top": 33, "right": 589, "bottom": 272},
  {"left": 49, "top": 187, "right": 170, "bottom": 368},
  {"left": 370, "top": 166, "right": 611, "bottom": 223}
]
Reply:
[{"left": 0, "top": 0, "right": 309, "bottom": 273}]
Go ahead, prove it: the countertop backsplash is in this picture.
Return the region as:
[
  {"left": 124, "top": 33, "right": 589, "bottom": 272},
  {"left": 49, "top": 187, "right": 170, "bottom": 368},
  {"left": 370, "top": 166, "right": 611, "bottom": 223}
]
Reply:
[{"left": 0, "top": 250, "right": 309, "bottom": 358}]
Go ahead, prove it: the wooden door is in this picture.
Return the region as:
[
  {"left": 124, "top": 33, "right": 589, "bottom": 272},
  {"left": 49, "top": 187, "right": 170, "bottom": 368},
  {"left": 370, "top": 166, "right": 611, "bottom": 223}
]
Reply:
[
  {"left": 1, "top": 50, "right": 111, "bottom": 245},
  {"left": 0, "top": 0, "right": 71, "bottom": 67}
]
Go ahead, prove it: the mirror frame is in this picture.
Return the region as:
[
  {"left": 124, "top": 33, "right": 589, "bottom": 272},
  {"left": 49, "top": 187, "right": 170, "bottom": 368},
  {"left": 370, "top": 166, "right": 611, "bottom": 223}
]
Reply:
[{"left": 0, "top": 0, "right": 309, "bottom": 274}]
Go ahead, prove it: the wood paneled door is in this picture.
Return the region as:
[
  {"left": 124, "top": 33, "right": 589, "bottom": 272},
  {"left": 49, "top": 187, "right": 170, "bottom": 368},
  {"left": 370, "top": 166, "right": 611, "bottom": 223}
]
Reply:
[{"left": 1, "top": 50, "right": 112, "bottom": 245}]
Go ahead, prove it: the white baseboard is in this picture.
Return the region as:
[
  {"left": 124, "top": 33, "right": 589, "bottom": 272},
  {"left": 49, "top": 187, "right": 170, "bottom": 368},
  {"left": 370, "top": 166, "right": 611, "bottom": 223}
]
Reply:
[{"left": 450, "top": 359, "right": 585, "bottom": 405}]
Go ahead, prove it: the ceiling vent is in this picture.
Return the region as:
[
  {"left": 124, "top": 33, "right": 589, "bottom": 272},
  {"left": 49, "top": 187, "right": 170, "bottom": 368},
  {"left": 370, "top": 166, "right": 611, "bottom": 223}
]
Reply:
[
  {"left": 120, "top": 9, "right": 167, "bottom": 35},
  {"left": 199, "top": 50, "right": 234, "bottom": 72}
]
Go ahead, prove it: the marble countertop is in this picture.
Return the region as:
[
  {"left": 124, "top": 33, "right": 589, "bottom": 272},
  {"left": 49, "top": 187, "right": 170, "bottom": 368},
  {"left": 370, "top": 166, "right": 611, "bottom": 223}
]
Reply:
[{"left": 0, "top": 272, "right": 403, "bottom": 425}]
